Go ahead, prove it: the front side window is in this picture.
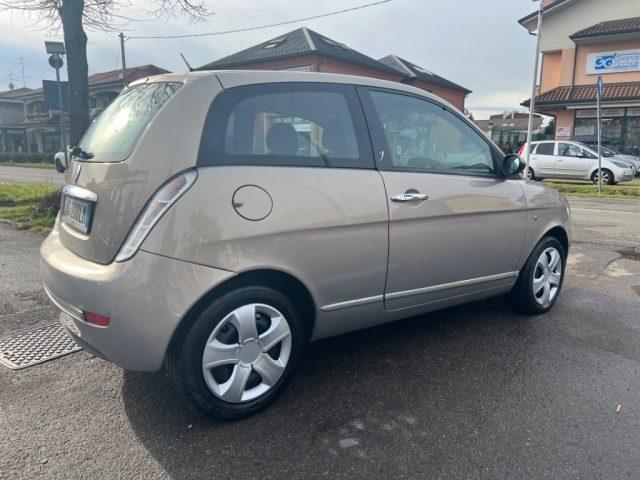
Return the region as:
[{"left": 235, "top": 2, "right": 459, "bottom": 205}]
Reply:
[
  {"left": 558, "top": 143, "right": 584, "bottom": 158},
  {"left": 535, "top": 143, "right": 555, "bottom": 156},
  {"left": 78, "top": 82, "right": 181, "bottom": 163},
  {"left": 368, "top": 90, "right": 495, "bottom": 174},
  {"left": 199, "top": 83, "right": 371, "bottom": 168}
]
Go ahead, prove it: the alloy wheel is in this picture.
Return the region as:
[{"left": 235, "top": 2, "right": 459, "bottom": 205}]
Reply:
[
  {"left": 532, "top": 247, "right": 562, "bottom": 307},
  {"left": 593, "top": 170, "right": 610, "bottom": 185},
  {"left": 202, "top": 303, "right": 292, "bottom": 403}
]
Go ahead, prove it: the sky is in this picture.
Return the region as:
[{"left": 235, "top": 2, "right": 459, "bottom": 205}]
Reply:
[{"left": 0, "top": 0, "right": 539, "bottom": 120}]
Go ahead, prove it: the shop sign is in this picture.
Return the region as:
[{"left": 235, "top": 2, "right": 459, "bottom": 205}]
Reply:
[
  {"left": 576, "top": 109, "right": 597, "bottom": 118},
  {"left": 556, "top": 127, "right": 571, "bottom": 137},
  {"left": 587, "top": 49, "right": 640, "bottom": 74},
  {"left": 602, "top": 108, "right": 625, "bottom": 117},
  {"left": 627, "top": 107, "right": 640, "bottom": 117}
]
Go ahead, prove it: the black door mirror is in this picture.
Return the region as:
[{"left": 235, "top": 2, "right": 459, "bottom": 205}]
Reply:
[{"left": 501, "top": 154, "right": 525, "bottom": 177}]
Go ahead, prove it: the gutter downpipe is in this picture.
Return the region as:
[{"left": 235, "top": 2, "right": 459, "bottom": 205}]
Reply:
[{"left": 524, "top": 1, "right": 544, "bottom": 180}]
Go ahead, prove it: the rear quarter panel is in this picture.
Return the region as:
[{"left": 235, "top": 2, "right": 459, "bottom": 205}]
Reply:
[
  {"left": 140, "top": 166, "right": 389, "bottom": 309},
  {"left": 59, "top": 74, "right": 222, "bottom": 264}
]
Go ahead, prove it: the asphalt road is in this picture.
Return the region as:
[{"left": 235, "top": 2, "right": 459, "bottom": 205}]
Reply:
[
  {"left": 569, "top": 196, "right": 639, "bottom": 246},
  {"left": 1, "top": 198, "right": 639, "bottom": 479},
  {"left": 0, "top": 166, "right": 64, "bottom": 185}
]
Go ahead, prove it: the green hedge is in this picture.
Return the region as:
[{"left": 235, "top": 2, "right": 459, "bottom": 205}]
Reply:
[{"left": 0, "top": 152, "right": 52, "bottom": 164}]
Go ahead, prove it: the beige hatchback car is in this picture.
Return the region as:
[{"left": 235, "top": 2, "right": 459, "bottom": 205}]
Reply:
[{"left": 41, "top": 71, "right": 571, "bottom": 419}]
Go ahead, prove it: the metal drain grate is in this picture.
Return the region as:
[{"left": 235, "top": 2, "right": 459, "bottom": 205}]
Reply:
[{"left": 0, "top": 323, "right": 81, "bottom": 370}]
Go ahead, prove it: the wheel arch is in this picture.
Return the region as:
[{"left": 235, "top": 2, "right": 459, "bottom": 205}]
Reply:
[
  {"left": 166, "top": 268, "right": 317, "bottom": 357},
  {"left": 544, "top": 225, "right": 569, "bottom": 256}
]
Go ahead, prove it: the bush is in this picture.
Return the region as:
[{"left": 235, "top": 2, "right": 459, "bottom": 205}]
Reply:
[
  {"left": 0, "top": 152, "right": 52, "bottom": 164},
  {"left": 37, "top": 189, "right": 62, "bottom": 217}
]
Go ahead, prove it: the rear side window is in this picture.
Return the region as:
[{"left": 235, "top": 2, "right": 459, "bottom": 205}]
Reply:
[
  {"left": 535, "top": 143, "right": 555, "bottom": 156},
  {"left": 78, "top": 82, "right": 181, "bottom": 163},
  {"left": 198, "top": 83, "right": 373, "bottom": 168}
]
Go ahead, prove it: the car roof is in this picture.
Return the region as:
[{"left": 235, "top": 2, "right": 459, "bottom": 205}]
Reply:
[{"left": 131, "top": 69, "right": 454, "bottom": 110}]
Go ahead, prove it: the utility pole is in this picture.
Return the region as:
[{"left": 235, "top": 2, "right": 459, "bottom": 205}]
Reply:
[
  {"left": 119, "top": 33, "right": 127, "bottom": 87},
  {"left": 524, "top": 0, "right": 544, "bottom": 181},
  {"left": 19, "top": 57, "right": 25, "bottom": 87}
]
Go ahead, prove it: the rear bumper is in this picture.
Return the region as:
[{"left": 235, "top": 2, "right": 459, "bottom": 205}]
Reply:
[{"left": 40, "top": 226, "right": 235, "bottom": 371}]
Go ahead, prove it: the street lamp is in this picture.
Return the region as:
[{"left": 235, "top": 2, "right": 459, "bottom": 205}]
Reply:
[
  {"left": 524, "top": 1, "right": 544, "bottom": 181},
  {"left": 45, "top": 41, "right": 68, "bottom": 170}
]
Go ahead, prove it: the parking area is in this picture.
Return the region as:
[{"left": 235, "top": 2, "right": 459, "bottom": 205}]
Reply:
[{"left": 1, "top": 196, "right": 639, "bottom": 480}]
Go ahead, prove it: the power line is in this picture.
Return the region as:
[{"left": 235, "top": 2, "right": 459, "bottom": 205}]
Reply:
[{"left": 127, "top": 0, "right": 392, "bottom": 40}]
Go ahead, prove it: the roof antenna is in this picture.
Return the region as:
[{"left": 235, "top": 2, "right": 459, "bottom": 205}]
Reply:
[{"left": 179, "top": 52, "right": 193, "bottom": 72}]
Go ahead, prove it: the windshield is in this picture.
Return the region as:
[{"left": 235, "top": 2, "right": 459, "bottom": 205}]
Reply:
[
  {"left": 78, "top": 82, "right": 181, "bottom": 162},
  {"left": 585, "top": 143, "right": 616, "bottom": 157}
]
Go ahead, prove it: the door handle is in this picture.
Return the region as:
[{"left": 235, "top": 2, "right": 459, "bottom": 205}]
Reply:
[{"left": 391, "top": 192, "right": 429, "bottom": 202}]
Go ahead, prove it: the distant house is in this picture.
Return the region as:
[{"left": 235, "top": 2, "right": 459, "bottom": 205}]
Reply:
[
  {"left": 0, "top": 88, "right": 31, "bottom": 152},
  {"left": 475, "top": 111, "right": 544, "bottom": 148},
  {"left": 11, "top": 64, "right": 168, "bottom": 153},
  {"left": 197, "top": 27, "right": 471, "bottom": 111},
  {"left": 377, "top": 55, "right": 471, "bottom": 110}
]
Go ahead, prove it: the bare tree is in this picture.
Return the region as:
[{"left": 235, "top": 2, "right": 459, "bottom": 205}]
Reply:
[{"left": 0, "top": 0, "right": 208, "bottom": 146}]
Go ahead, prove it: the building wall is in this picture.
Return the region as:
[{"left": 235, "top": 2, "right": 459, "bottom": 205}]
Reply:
[
  {"left": 540, "top": 0, "right": 640, "bottom": 51},
  {"left": 540, "top": 50, "right": 564, "bottom": 92},
  {"left": 407, "top": 79, "right": 467, "bottom": 111},
  {"left": 221, "top": 55, "right": 323, "bottom": 73},
  {"left": 0, "top": 101, "right": 25, "bottom": 125},
  {"left": 317, "top": 57, "right": 404, "bottom": 82},
  {"left": 553, "top": 109, "right": 575, "bottom": 139}
]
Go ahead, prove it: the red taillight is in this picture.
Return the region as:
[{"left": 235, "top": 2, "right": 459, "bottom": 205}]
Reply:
[
  {"left": 84, "top": 311, "right": 111, "bottom": 327},
  {"left": 517, "top": 143, "right": 526, "bottom": 158}
]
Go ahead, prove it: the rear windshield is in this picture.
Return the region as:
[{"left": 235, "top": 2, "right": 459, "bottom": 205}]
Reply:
[{"left": 78, "top": 82, "right": 181, "bottom": 162}]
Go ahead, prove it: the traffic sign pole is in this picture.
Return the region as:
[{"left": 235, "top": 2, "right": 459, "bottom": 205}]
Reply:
[
  {"left": 597, "top": 76, "right": 603, "bottom": 193},
  {"left": 45, "top": 42, "right": 67, "bottom": 169},
  {"left": 52, "top": 54, "right": 68, "bottom": 167}
]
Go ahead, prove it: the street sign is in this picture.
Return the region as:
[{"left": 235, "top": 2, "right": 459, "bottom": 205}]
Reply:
[
  {"left": 597, "top": 75, "right": 603, "bottom": 100},
  {"left": 44, "top": 41, "right": 65, "bottom": 55},
  {"left": 48, "top": 54, "right": 63, "bottom": 69},
  {"left": 43, "top": 80, "right": 68, "bottom": 112}
]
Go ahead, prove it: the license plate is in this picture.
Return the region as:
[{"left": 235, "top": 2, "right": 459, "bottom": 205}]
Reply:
[{"left": 62, "top": 194, "right": 93, "bottom": 233}]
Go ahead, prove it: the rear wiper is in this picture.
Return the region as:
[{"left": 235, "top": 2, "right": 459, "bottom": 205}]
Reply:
[{"left": 71, "top": 146, "right": 94, "bottom": 160}]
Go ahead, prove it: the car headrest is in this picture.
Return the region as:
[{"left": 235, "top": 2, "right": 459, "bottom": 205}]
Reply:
[{"left": 266, "top": 123, "right": 298, "bottom": 155}]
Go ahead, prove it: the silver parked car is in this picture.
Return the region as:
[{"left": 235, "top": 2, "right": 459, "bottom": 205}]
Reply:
[
  {"left": 521, "top": 140, "right": 635, "bottom": 184},
  {"left": 41, "top": 71, "right": 571, "bottom": 419}
]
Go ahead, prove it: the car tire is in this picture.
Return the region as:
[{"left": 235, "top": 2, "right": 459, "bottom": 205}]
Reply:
[
  {"left": 166, "top": 286, "right": 305, "bottom": 420},
  {"left": 54, "top": 157, "right": 65, "bottom": 173},
  {"left": 508, "top": 236, "right": 566, "bottom": 315},
  {"left": 591, "top": 169, "right": 614, "bottom": 185}
]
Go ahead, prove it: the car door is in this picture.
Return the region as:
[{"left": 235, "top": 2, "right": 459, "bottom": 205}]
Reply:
[
  {"left": 531, "top": 142, "right": 556, "bottom": 176},
  {"left": 556, "top": 142, "right": 592, "bottom": 178},
  {"left": 358, "top": 88, "right": 527, "bottom": 310}
]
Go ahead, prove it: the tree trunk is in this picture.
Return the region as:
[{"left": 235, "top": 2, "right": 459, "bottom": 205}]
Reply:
[{"left": 59, "top": 0, "right": 89, "bottom": 146}]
